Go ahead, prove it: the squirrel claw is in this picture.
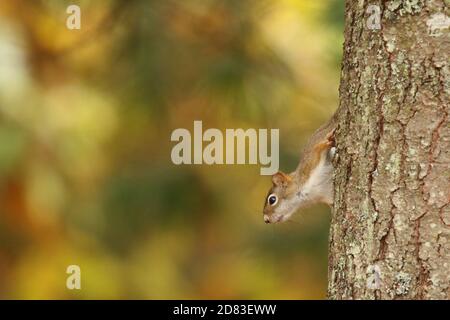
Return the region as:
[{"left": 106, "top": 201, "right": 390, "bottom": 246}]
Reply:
[{"left": 325, "top": 128, "right": 336, "bottom": 147}]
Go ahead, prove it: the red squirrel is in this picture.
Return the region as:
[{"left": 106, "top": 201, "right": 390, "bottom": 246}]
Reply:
[{"left": 263, "top": 114, "right": 337, "bottom": 224}]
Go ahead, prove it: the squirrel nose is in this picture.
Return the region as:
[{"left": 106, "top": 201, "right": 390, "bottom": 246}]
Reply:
[{"left": 264, "top": 215, "right": 270, "bottom": 224}]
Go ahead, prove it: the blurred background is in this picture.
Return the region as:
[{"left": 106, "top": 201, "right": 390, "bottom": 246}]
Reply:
[{"left": 0, "top": 0, "right": 343, "bottom": 299}]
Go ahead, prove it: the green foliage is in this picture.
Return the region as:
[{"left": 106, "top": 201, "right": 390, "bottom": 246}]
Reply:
[{"left": 0, "top": 0, "right": 342, "bottom": 299}]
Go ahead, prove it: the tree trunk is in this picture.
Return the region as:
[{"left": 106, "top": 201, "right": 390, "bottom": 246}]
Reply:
[{"left": 328, "top": 0, "right": 450, "bottom": 299}]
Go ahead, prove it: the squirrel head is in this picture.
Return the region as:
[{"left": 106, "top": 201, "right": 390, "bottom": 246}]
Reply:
[
  {"left": 262, "top": 147, "right": 335, "bottom": 224},
  {"left": 263, "top": 171, "right": 301, "bottom": 223}
]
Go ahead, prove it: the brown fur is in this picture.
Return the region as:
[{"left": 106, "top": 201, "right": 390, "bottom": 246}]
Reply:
[{"left": 263, "top": 114, "right": 337, "bottom": 223}]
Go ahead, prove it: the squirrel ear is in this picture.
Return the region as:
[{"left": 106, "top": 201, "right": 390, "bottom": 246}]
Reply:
[{"left": 272, "top": 171, "right": 291, "bottom": 187}]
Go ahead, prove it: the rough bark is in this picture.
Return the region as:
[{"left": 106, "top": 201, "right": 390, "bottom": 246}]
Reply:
[{"left": 328, "top": 0, "right": 450, "bottom": 299}]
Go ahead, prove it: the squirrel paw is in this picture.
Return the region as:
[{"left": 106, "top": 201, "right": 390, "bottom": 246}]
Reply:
[{"left": 325, "top": 128, "right": 336, "bottom": 147}]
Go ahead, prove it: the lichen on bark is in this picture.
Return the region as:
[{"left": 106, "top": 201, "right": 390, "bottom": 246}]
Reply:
[{"left": 328, "top": 0, "right": 450, "bottom": 299}]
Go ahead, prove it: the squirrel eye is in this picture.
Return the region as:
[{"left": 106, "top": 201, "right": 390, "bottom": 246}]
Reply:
[{"left": 268, "top": 194, "right": 278, "bottom": 206}]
